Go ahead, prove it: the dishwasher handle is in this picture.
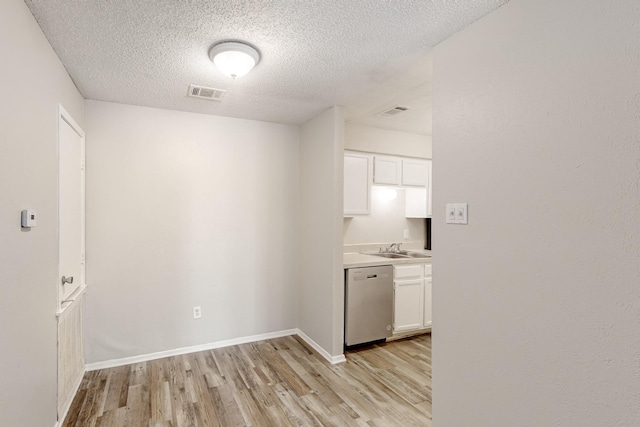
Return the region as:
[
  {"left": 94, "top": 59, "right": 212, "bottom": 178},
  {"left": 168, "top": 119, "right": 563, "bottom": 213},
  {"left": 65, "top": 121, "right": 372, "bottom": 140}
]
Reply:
[{"left": 351, "top": 272, "right": 390, "bottom": 281}]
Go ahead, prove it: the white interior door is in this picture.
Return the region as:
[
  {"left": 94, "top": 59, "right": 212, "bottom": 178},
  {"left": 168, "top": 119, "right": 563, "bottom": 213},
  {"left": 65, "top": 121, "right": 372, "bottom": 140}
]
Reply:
[{"left": 58, "top": 108, "right": 85, "bottom": 307}]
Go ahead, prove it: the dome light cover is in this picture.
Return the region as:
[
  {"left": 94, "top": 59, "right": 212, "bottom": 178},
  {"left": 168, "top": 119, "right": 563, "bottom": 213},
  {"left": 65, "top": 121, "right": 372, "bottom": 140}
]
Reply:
[{"left": 209, "top": 42, "right": 260, "bottom": 79}]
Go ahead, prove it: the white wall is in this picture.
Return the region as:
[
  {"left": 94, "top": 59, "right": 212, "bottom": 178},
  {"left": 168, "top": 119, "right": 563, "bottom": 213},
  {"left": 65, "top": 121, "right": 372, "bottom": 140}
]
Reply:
[
  {"left": 432, "top": 0, "right": 640, "bottom": 425},
  {"left": 84, "top": 101, "right": 300, "bottom": 363},
  {"left": 299, "top": 107, "right": 345, "bottom": 358},
  {"left": 343, "top": 187, "right": 425, "bottom": 246},
  {"left": 345, "top": 123, "right": 432, "bottom": 159},
  {"left": 0, "top": 0, "right": 85, "bottom": 425}
]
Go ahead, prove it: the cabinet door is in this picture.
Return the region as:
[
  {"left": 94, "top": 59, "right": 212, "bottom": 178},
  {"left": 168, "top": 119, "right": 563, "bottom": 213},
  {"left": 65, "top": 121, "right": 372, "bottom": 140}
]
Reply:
[
  {"left": 394, "top": 279, "right": 424, "bottom": 332},
  {"left": 423, "top": 275, "right": 432, "bottom": 328},
  {"left": 405, "top": 187, "right": 428, "bottom": 218},
  {"left": 401, "top": 158, "right": 428, "bottom": 186},
  {"left": 344, "top": 153, "right": 371, "bottom": 215},
  {"left": 373, "top": 156, "right": 401, "bottom": 185},
  {"left": 404, "top": 160, "right": 431, "bottom": 218}
]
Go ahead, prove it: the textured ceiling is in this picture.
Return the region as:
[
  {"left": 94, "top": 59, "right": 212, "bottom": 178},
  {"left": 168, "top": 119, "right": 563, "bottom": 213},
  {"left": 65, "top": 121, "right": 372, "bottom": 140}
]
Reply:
[{"left": 24, "top": 0, "right": 507, "bottom": 134}]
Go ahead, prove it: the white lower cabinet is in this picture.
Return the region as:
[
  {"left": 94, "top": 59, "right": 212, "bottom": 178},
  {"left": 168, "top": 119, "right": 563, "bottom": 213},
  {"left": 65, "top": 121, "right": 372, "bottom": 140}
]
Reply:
[
  {"left": 393, "top": 263, "right": 432, "bottom": 333},
  {"left": 423, "top": 263, "right": 432, "bottom": 328},
  {"left": 393, "top": 264, "right": 424, "bottom": 333},
  {"left": 394, "top": 279, "right": 424, "bottom": 332},
  {"left": 423, "top": 275, "right": 432, "bottom": 328}
]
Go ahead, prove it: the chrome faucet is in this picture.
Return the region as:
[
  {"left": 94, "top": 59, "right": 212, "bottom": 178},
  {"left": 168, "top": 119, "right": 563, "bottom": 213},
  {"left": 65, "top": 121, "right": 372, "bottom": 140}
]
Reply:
[{"left": 380, "top": 242, "right": 402, "bottom": 253}]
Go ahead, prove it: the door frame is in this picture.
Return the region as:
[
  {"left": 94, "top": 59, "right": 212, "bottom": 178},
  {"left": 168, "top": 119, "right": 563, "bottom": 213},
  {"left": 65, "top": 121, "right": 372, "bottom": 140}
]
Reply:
[{"left": 57, "top": 104, "right": 86, "bottom": 313}]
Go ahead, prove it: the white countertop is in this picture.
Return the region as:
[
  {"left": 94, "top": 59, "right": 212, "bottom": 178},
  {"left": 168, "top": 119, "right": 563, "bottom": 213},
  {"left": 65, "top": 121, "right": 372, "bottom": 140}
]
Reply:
[{"left": 343, "top": 250, "right": 432, "bottom": 269}]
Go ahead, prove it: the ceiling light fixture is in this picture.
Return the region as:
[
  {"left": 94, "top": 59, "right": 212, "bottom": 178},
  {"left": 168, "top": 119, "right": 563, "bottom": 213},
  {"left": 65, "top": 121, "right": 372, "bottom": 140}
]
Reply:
[{"left": 209, "top": 41, "right": 260, "bottom": 79}]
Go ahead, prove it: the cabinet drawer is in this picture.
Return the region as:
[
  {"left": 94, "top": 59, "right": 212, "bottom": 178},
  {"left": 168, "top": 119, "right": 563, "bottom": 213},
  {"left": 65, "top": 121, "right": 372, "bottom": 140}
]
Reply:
[
  {"left": 394, "top": 264, "right": 424, "bottom": 280},
  {"left": 424, "top": 264, "right": 432, "bottom": 276}
]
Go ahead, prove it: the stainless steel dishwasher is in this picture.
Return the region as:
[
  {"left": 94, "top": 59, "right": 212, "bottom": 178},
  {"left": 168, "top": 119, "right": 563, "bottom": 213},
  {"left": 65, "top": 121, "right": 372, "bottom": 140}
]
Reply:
[{"left": 344, "top": 265, "right": 393, "bottom": 347}]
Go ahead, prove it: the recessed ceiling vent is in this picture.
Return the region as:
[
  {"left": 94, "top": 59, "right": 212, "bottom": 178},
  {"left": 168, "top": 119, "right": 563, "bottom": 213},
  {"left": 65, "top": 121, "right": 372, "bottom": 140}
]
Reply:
[
  {"left": 376, "top": 105, "right": 409, "bottom": 118},
  {"left": 187, "top": 85, "right": 226, "bottom": 101}
]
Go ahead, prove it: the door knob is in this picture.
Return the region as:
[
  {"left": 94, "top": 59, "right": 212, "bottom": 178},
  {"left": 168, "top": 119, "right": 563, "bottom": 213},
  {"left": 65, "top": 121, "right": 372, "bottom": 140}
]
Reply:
[{"left": 61, "top": 276, "right": 74, "bottom": 285}]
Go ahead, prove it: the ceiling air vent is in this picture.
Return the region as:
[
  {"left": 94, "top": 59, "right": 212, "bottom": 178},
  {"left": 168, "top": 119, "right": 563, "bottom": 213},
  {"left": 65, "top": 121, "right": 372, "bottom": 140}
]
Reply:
[
  {"left": 376, "top": 105, "right": 409, "bottom": 118},
  {"left": 187, "top": 85, "right": 226, "bottom": 101}
]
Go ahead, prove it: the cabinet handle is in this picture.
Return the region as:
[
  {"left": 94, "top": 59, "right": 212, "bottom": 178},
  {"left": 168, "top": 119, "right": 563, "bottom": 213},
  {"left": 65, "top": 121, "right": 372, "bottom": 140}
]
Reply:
[{"left": 61, "top": 276, "right": 74, "bottom": 285}]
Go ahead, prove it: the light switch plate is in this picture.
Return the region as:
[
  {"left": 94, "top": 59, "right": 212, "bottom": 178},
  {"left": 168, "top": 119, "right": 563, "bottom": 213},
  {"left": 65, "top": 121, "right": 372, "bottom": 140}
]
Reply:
[
  {"left": 455, "top": 204, "right": 468, "bottom": 224},
  {"left": 446, "top": 203, "right": 468, "bottom": 224},
  {"left": 446, "top": 204, "right": 457, "bottom": 223}
]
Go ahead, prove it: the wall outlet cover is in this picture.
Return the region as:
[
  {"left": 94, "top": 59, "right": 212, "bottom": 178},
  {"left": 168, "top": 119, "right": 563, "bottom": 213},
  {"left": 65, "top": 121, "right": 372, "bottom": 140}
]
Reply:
[{"left": 193, "top": 306, "right": 202, "bottom": 319}]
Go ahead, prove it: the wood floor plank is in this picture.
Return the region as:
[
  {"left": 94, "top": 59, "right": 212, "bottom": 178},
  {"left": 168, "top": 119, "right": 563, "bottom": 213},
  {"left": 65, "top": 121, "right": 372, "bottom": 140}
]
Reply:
[
  {"left": 149, "top": 360, "right": 173, "bottom": 423},
  {"left": 61, "top": 387, "right": 87, "bottom": 427},
  {"left": 102, "top": 366, "right": 129, "bottom": 412},
  {"left": 73, "top": 374, "right": 102, "bottom": 427},
  {"left": 63, "top": 333, "right": 431, "bottom": 427}
]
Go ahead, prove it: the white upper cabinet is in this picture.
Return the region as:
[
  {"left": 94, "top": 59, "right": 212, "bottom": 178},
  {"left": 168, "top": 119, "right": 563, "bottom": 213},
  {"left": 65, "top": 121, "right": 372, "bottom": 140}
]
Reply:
[
  {"left": 344, "top": 152, "right": 371, "bottom": 216},
  {"left": 405, "top": 160, "right": 432, "bottom": 218},
  {"left": 405, "top": 188, "right": 428, "bottom": 218},
  {"left": 401, "top": 158, "right": 429, "bottom": 186},
  {"left": 348, "top": 152, "right": 432, "bottom": 217},
  {"left": 373, "top": 156, "right": 401, "bottom": 185}
]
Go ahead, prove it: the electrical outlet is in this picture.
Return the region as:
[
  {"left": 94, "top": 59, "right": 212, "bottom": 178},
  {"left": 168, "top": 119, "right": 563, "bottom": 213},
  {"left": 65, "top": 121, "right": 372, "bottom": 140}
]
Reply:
[
  {"left": 193, "top": 306, "right": 202, "bottom": 319},
  {"left": 403, "top": 229, "right": 409, "bottom": 239}
]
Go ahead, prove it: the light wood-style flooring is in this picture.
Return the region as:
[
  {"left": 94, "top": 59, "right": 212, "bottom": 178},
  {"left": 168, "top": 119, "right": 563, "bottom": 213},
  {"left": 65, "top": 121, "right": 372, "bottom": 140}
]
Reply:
[{"left": 63, "top": 334, "right": 431, "bottom": 426}]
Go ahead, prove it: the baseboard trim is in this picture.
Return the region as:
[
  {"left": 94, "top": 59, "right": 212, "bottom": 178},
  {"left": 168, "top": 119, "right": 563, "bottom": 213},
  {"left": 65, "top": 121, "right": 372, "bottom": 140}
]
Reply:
[
  {"left": 85, "top": 329, "right": 299, "bottom": 371},
  {"left": 295, "top": 329, "right": 346, "bottom": 365},
  {"left": 85, "top": 328, "right": 346, "bottom": 371},
  {"left": 56, "top": 365, "right": 85, "bottom": 427},
  {"left": 387, "top": 328, "right": 431, "bottom": 342}
]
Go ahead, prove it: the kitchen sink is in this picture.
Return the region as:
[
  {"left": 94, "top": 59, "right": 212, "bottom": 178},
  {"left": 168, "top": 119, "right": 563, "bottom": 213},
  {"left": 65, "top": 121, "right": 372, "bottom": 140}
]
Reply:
[
  {"left": 371, "top": 253, "right": 409, "bottom": 258},
  {"left": 369, "top": 251, "right": 431, "bottom": 259},
  {"left": 398, "top": 251, "right": 431, "bottom": 259}
]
